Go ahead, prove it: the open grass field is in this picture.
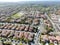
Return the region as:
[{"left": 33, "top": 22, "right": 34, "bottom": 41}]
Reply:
[{"left": 11, "top": 12, "right": 24, "bottom": 19}]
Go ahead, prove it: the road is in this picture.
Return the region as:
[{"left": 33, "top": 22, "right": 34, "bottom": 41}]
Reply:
[
  {"left": 34, "top": 29, "right": 40, "bottom": 45},
  {"left": 34, "top": 18, "right": 45, "bottom": 45},
  {"left": 44, "top": 13, "right": 58, "bottom": 32}
]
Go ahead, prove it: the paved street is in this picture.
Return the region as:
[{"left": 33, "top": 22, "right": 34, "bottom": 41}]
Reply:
[{"left": 44, "top": 13, "right": 58, "bottom": 32}]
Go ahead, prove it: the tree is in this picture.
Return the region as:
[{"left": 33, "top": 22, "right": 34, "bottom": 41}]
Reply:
[{"left": 19, "top": 42, "right": 23, "bottom": 45}]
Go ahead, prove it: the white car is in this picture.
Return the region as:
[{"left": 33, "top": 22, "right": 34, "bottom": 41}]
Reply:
[
  {"left": 12, "top": 43, "right": 16, "bottom": 45},
  {"left": 45, "top": 43, "right": 49, "bottom": 45}
]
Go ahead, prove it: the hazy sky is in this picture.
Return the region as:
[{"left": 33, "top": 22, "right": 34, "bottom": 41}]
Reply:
[{"left": 0, "top": 0, "right": 60, "bottom": 2}]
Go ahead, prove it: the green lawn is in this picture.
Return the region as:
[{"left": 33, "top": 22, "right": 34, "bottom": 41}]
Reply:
[{"left": 11, "top": 12, "right": 23, "bottom": 19}]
